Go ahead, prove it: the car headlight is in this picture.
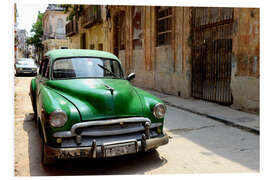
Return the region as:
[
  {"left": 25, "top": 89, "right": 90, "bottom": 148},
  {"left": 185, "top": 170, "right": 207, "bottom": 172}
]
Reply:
[
  {"left": 153, "top": 103, "right": 166, "bottom": 119},
  {"left": 49, "top": 109, "right": 67, "bottom": 127}
]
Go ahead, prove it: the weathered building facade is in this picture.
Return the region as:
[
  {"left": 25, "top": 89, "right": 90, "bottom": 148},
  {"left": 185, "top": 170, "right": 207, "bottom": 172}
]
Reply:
[
  {"left": 42, "top": 5, "right": 68, "bottom": 51},
  {"left": 66, "top": 5, "right": 260, "bottom": 113},
  {"left": 66, "top": 5, "right": 110, "bottom": 51},
  {"left": 17, "top": 29, "right": 28, "bottom": 58}
]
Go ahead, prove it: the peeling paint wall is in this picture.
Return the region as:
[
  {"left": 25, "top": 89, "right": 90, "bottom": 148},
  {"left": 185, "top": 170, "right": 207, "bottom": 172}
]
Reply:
[
  {"left": 67, "top": 5, "right": 260, "bottom": 113},
  {"left": 108, "top": 6, "right": 193, "bottom": 97},
  {"left": 231, "top": 8, "right": 260, "bottom": 112}
]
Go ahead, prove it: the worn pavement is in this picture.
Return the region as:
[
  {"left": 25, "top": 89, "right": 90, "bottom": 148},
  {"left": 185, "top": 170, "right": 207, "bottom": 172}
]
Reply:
[{"left": 144, "top": 89, "right": 260, "bottom": 134}]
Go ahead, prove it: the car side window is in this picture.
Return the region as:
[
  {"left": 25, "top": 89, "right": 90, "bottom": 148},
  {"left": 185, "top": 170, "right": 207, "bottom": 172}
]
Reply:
[
  {"left": 42, "top": 59, "right": 49, "bottom": 77},
  {"left": 45, "top": 61, "right": 50, "bottom": 79},
  {"left": 38, "top": 61, "right": 44, "bottom": 75}
]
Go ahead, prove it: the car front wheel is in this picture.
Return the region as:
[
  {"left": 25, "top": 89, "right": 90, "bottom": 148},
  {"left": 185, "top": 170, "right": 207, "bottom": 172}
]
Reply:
[{"left": 41, "top": 137, "right": 54, "bottom": 166}]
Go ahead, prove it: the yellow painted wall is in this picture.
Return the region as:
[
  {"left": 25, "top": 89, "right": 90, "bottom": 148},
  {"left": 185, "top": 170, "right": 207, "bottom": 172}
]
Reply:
[
  {"left": 86, "top": 23, "right": 110, "bottom": 51},
  {"left": 68, "top": 34, "right": 81, "bottom": 49},
  {"left": 67, "top": 23, "right": 110, "bottom": 51},
  {"left": 43, "top": 39, "right": 68, "bottom": 52}
]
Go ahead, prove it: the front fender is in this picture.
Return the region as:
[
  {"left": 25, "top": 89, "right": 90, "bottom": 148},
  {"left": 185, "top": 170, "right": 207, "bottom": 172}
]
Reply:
[
  {"left": 39, "top": 86, "right": 81, "bottom": 145},
  {"left": 133, "top": 87, "right": 165, "bottom": 123}
]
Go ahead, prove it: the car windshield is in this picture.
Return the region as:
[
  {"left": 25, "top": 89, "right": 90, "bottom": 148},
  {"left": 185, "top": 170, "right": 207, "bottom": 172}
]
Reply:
[
  {"left": 52, "top": 57, "right": 124, "bottom": 79},
  {"left": 17, "top": 59, "right": 35, "bottom": 65}
]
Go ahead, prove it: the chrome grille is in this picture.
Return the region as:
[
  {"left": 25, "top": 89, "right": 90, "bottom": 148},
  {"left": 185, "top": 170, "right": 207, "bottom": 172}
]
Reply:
[{"left": 52, "top": 117, "right": 163, "bottom": 148}]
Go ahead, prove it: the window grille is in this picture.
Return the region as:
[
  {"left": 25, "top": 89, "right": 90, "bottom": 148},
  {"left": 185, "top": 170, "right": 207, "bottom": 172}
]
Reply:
[
  {"left": 98, "top": 43, "right": 103, "bottom": 50},
  {"left": 133, "top": 7, "right": 143, "bottom": 49},
  {"left": 90, "top": 44, "right": 95, "bottom": 50},
  {"left": 156, "top": 7, "right": 172, "bottom": 46}
]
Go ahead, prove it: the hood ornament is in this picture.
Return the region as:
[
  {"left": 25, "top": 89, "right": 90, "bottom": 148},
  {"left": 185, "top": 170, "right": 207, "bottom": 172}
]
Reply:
[{"left": 104, "top": 84, "right": 114, "bottom": 95}]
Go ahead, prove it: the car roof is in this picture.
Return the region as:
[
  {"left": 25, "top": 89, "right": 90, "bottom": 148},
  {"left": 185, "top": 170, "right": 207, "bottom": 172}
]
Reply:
[
  {"left": 18, "top": 58, "right": 34, "bottom": 61},
  {"left": 44, "top": 49, "right": 120, "bottom": 63}
]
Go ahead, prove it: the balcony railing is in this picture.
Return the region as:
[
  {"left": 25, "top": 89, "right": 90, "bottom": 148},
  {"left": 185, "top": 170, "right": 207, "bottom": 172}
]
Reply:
[
  {"left": 43, "top": 33, "right": 66, "bottom": 40},
  {"left": 81, "top": 6, "right": 102, "bottom": 28},
  {"left": 66, "top": 20, "right": 79, "bottom": 37}
]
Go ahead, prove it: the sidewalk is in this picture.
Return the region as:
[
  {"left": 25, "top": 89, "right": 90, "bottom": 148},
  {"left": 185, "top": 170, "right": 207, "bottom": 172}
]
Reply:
[{"left": 144, "top": 89, "right": 260, "bottom": 134}]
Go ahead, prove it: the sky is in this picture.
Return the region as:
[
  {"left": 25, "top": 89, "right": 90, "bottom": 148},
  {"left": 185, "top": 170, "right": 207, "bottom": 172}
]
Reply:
[{"left": 16, "top": 3, "right": 48, "bottom": 36}]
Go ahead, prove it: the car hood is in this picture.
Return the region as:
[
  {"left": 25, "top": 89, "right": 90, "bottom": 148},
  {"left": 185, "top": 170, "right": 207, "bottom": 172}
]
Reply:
[{"left": 46, "top": 79, "right": 143, "bottom": 121}]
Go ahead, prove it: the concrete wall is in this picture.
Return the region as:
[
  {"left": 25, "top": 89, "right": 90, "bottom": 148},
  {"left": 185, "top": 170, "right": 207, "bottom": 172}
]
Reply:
[{"left": 132, "top": 49, "right": 155, "bottom": 90}]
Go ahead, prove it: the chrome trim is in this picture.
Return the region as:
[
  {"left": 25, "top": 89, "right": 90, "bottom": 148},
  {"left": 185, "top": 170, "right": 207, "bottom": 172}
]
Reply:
[
  {"left": 92, "top": 140, "right": 97, "bottom": 158},
  {"left": 144, "top": 122, "right": 151, "bottom": 139},
  {"left": 76, "top": 135, "right": 81, "bottom": 145},
  {"left": 104, "top": 84, "right": 114, "bottom": 95},
  {"left": 81, "top": 126, "right": 145, "bottom": 136},
  {"left": 45, "top": 134, "right": 169, "bottom": 159},
  {"left": 141, "top": 134, "right": 146, "bottom": 152},
  {"left": 49, "top": 109, "right": 67, "bottom": 128},
  {"left": 70, "top": 117, "right": 151, "bottom": 136},
  {"left": 103, "top": 139, "right": 137, "bottom": 146},
  {"left": 153, "top": 103, "right": 166, "bottom": 119},
  {"left": 53, "top": 131, "right": 72, "bottom": 138},
  {"left": 52, "top": 121, "right": 162, "bottom": 138}
]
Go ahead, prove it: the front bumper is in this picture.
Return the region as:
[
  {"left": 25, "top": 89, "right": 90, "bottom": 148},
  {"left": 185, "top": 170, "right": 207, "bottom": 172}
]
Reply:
[
  {"left": 16, "top": 69, "right": 37, "bottom": 74},
  {"left": 45, "top": 134, "right": 169, "bottom": 159}
]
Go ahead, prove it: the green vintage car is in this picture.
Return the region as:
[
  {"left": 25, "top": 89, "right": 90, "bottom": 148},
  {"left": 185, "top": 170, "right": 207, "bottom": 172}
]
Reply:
[{"left": 29, "top": 49, "right": 169, "bottom": 165}]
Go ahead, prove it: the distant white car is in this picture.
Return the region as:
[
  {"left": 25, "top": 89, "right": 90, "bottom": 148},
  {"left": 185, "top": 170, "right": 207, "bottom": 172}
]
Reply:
[{"left": 15, "top": 58, "right": 38, "bottom": 76}]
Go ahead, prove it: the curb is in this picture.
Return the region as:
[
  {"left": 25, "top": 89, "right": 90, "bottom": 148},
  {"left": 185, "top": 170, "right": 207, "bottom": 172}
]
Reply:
[{"left": 163, "top": 100, "right": 260, "bottom": 135}]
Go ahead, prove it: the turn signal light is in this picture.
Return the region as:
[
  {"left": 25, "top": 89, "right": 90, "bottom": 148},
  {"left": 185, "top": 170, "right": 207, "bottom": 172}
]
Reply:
[
  {"left": 157, "top": 127, "right": 162, "bottom": 134},
  {"left": 56, "top": 138, "right": 62, "bottom": 144}
]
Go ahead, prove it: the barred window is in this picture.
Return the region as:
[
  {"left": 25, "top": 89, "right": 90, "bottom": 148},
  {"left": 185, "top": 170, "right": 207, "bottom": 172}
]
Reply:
[
  {"left": 118, "top": 12, "right": 125, "bottom": 50},
  {"left": 133, "top": 7, "right": 143, "bottom": 49},
  {"left": 90, "top": 44, "right": 95, "bottom": 50},
  {"left": 156, "top": 7, "right": 172, "bottom": 46},
  {"left": 98, "top": 43, "right": 103, "bottom": 50}
]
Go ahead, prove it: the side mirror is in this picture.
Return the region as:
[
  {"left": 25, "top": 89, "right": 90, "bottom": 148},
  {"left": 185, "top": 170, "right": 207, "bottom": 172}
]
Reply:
[{"left": 127, "top": 73, "right": 136, "bottom": 81}]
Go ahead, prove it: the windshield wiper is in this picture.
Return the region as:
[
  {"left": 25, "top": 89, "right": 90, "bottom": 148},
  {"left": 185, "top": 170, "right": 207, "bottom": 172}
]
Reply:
[{"left": 97, "top": 64, "right": 119, "bottom": 78}]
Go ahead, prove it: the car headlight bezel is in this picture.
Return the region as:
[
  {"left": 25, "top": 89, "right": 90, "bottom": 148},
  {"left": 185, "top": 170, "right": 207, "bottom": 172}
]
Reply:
[
  {"left": 153, "top": 103, "right": 166, "bottom": 119},
  {"left": 49, "top": 109, "right": 67, "bottom": 128}
]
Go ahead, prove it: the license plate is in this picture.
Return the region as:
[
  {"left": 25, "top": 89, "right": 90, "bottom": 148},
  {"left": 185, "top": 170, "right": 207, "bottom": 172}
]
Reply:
[{"left": 104, "top": 142, "right": 137, "bottom": 157}]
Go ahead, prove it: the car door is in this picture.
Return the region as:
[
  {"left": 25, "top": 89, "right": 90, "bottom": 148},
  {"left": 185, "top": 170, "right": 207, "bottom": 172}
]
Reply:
[{"left": 36, "top": 58, "right": 50, "bottom": 118}]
